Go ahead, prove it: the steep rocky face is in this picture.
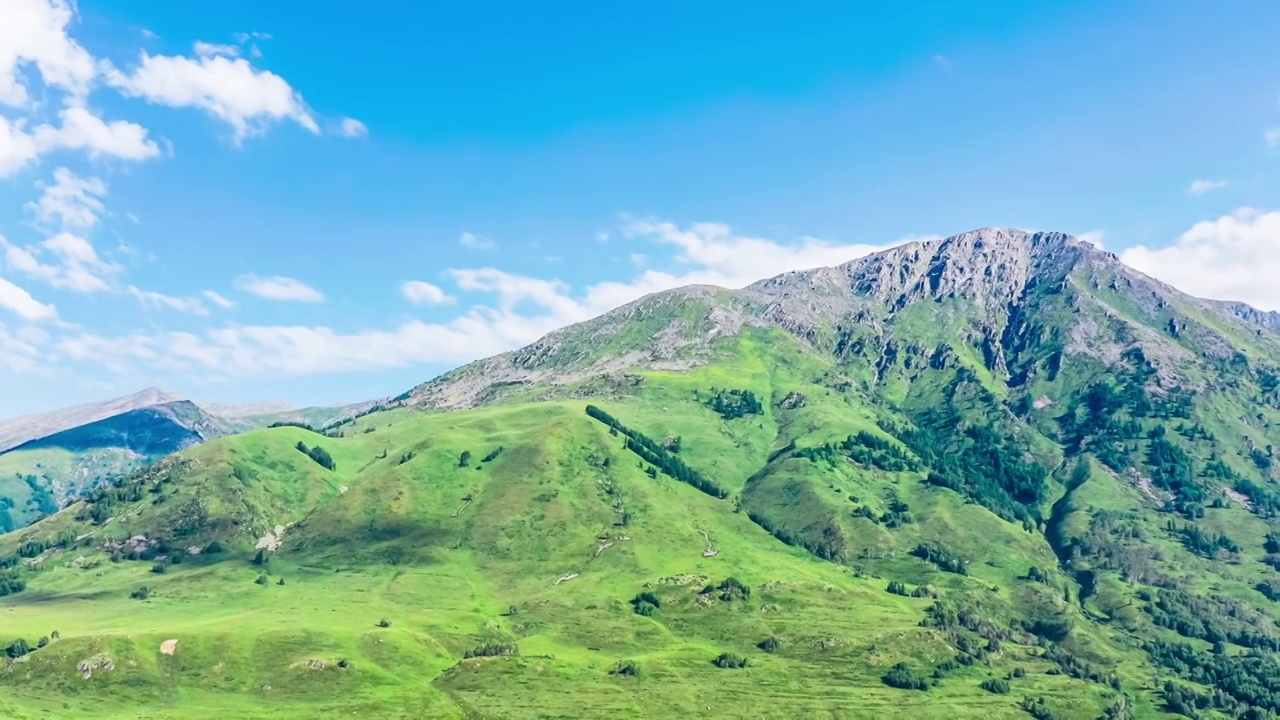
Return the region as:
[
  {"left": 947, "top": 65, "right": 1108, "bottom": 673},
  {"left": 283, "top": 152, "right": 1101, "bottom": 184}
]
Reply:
[{"left": 1211, "top": 300, "right": 1280, "bottom": 330}]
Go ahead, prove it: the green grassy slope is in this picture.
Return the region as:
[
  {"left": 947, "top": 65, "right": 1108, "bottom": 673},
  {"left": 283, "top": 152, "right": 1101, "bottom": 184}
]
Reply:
[{"left": 1, "top": 388, "right": 1132, "bottom": 720}]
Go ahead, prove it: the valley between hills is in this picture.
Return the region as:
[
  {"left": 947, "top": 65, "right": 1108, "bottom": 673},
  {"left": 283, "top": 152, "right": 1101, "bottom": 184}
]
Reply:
[{"left": 4, "top": 228, "right": 1280, "bottom": 719}]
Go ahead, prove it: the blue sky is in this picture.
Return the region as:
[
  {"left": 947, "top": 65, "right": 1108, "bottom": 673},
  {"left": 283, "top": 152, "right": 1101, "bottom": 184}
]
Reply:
[{"left": 2, "top": 0, "right": 1280, "bottom": 416}]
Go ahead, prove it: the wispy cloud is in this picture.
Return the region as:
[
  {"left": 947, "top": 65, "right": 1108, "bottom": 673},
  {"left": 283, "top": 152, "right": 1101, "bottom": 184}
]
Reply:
[
  {"left": 1187, "top": 179, "right": 1228, "bottom": 195},
  {"left": 458, "top": 232, "right": 495, "bottom": 251},
  {"left": 338, "top": 117, "right": 367, "bottom": 138},
  {"left": 400, "top": 280, "right": 454, "bottom": 305},
  {"left": 233, "top": 274, "right": 325, "bottom": 302}
]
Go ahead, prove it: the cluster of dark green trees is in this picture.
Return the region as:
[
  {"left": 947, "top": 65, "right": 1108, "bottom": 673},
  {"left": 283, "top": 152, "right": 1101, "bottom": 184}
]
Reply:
[
  {"left": 794, "top": 431, "right": 921, "bottom": 472},
  {"left": 1167, "top": 521, "right": 1240, "bottom": 558},
  {"left": 712, "top": 652, "right": 749, "bottom": 669},
  {"left": 910, "top": 543, "right": 968, "bottom": 575},
  {"left": 889, "top": 411, "right": 1048, "bottom": 523},
  {"left": 22, "top": 473, "right": 57, "bottom": 518},
  {"left": 0, "top": 495, "right": 13, "bottom": 533},
  {"left": 701, "top": 577, "right": 749, "bottom": 602},
  {"left": 1147, "top": 639, "right": 1280, "bottom": 718},
  {"left": 295, "top": 441, "right": 336, "bottom": 471},
  {"left": 701, "top": 388, "right": 763, "bottom": 420},
  {"left": 882, "top": 662, "right": 931, "bottom": 690},
  {"left": 1145, "top": 589, "right": 1280, "bottom": 652},
  {"left": 630, "top": 591, "right": 661, "bottom": 616},
  {"left": 585, "top": 405, "right": 728, "bottom": 499},
  {"left": 0, "top": 574, "right": 25, "bottom": 597},
  {"left": 78, "top": 476, "right": 148, "bottom": 525},
  {"left": 463, "top": 643, "right": 518, "bottom": 659},
  {"left": 268, "top": 421, "right": 315, "bottom": 431},
  {"left": 851, "top": 495, "right": 912, "bottom": 528}
]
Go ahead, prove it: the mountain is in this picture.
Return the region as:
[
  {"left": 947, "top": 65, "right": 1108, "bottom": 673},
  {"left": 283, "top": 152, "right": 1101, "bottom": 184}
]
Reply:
[
  {"left": 0, "top": 395, "right": 237, "bottom": 531},
  {"left": 4, "top": 228, "right": 1280, "bottom": 718},
  {"left": 0, "top": 387, "right": 184, "bottom": 454}
]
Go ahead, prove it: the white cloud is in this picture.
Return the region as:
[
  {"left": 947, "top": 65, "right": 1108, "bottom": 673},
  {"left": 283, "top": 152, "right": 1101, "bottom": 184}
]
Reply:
[
  {"left": 2, "top": 231, "right": 119, "bottom": 292},
  {"left": 54, "top": 218, "right": 913, "bottom": 380},
  {"left": 618, "top": 215, "right": 902, "bottom": 289},
  {"left": 0, "top": 321, "right": 49, "bottom": 373},
  {"left": 458, "top": 232, "right": 495, "bottom": 251},
  {"left": 1121, "top": 208, "right": 1280, "bottom": 310},
  {"left": 932, "top": 55, "right": 953, "bottom": 71},
  {"left": 26, "top": 166, "right": 106, "bottom": 229},
  {"left": 1187, "top": 179, "right": 1227, "bottom": 195},
  {"left": 234, "top": 274, "right": 325, "bottom": 302},
  {"left": 193, "top": 41, "right": 241, "bottom": 59},
  {"left": 105, "top": 51, "right": 318, "bottom": 141},
  {"left": 0, "top": 115, "right": 41, "bottom": 175},
  {"left": 232, "top": 31, "right": 272, "bottom": 44},
  {"left": 629, "top": 253, "right": 647, "bottom": 266},
  {"left": 1, "top": 106, "right": 159, "bottom": 177},
  {"left": 401, "top": 280, "right": 454, "bottom": 305},
  {"left": 127, "top": 286, "right": 209, "bottom": 315},
  {"left": 1268, "top": 128, "right": 1280, "bottom": 148},
  {"left": 1076, "top": 230, "right": 1105, "bottom": 249},
  {"left": 202, "top": 290, "right": 235, "bottom": 309},
  {"left": 0, "top": 275, "right": 57, "bottom": 321},
  {"left": 0, "top": 0, "right": 96, "bottom": 107},
  {"left": 338, "top": 117, "right": 367, "bottom": 138},
  {"left": 36, "top": 105, "right": 161, "bottom": 160}
]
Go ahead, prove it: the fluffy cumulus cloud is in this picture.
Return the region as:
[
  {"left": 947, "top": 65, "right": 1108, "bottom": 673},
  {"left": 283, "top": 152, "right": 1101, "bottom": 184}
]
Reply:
[
  {"left": 1121, "top": 208, "right": 1280, "bottom": 310},
  {"left": 0, "top": 106, "right": 159, "bottom": 178},
  {"left": 234, "top": 274, "right": 325, "bottom": 302},
  {"left": 51, "top": 219, "right": 913, "bottom": 379},
  {"left": 105, "top": 49, "right": 319, "bottom": 141},
  {"left": 0, "top": 0, "right": 96, "bottom": 107},
  {"left": 401, "top": 280, "right": 454, "bottom": 305}
]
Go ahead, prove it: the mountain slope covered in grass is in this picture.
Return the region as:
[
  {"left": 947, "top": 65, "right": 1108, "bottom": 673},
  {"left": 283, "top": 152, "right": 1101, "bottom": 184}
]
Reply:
[{"left": 4, "top": 228, "right": 1280, "bottom": 718}]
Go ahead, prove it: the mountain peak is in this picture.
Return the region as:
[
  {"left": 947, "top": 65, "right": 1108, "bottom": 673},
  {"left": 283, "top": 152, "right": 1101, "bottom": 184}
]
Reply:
[
  {"left": 128, "top": 387, "right": 185, "bottom": 405},
  {"left": 820, "top": 226, "right": 1096, "bottom": 311}
]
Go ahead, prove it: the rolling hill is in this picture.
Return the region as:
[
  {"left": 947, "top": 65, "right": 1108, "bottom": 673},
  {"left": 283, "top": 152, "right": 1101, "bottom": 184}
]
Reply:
[{"left": 3, "top": 228, "right": 1280, "bottom": 718}]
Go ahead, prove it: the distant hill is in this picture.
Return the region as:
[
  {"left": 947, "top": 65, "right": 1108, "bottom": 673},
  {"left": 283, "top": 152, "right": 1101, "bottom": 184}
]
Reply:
[
  {"left": 0, "top": 389, "right": 384, "bottom": 532},
  {"left": 5, "top": 228, "right": 1280, "bottom": 718},
  {"left": 0, "top": 387, "right": 184, "bottom": 454}
]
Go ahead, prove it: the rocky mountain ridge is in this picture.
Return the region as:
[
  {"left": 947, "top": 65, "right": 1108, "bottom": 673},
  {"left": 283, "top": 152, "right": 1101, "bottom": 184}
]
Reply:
[{"left": 401, "top": 227, "right": 1280, "bottom": 410}]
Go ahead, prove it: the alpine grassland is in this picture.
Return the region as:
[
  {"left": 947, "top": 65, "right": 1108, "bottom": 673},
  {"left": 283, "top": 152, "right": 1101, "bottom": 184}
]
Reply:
[{"left": 6, "top": 230, "right": 1280, "bottom": 717}]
